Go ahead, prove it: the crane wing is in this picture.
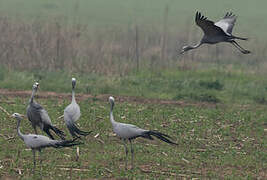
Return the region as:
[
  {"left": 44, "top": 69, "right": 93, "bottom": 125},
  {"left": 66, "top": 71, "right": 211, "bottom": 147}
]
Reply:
[
  {"left": 27, "top": 103, "right": 43, "bottom": 126},
  {"left": 215, "top": 12, "right": 236, "bottom": 35},
  {"left": 24, "top": 134, "right": 55, "bottom": 148},
  {"left": 39, "top": 108, "right": 53, "bottom": 125},
  {"left": 114, "top": 122, "right": 147, "bottom": 139},
  {"left": 195, "top": 11, "right": 226, "bottom": 36},
  {"left": 64, "top": 102, "right": 81, "bottom": 123},
  {"left": 27, "top": 102, "right": 53, "bottom": 126}
]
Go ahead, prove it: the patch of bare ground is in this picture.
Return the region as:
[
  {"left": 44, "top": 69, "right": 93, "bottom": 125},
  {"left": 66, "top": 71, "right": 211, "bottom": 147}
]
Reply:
[
  {"left": 0, "top": 88, "right": 217, "bottom": 108},
  {"left": 0, "top": 176, "right": 17, "bottom": 180}
]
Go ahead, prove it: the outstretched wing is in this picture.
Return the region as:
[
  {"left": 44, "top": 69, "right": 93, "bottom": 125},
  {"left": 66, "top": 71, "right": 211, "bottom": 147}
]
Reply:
[
  {"left": 215, "top": 12, "right": 237, "bottom": 35},
  {"left": 195, "top": 11, "right": 226, "bottom": 36}
]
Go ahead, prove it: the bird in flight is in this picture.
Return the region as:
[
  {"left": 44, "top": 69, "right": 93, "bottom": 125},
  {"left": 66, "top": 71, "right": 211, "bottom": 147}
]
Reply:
[{"left": 181, "top": 12, "right": 250, "bottom": 54}]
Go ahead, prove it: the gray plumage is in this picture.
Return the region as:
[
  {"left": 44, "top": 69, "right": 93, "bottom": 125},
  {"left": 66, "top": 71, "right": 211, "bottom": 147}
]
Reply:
[
  {"left": 26, "top": 82, "right": 65, "bottom": 140},
  {"left": 64, "top": 78, "right": 91, "bottom": 138},
  {"left": 12, "top": 113, "right": 81, "bottom": 173},
  {"left": 109, "top": 96, "right": 177, "bottom": 169},
  {"left": 181, "top": 12, "right": 250, "bottom": 54}
]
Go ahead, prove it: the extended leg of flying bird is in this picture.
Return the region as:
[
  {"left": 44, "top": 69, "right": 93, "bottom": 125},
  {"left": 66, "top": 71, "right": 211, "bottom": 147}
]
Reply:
[
  {"left": 123, "top": 139, "right": 128, "bottom": 169},
  {"left": 129, "top": 139, "right": 134, "bottom": 169},
  {"left": 231, "top": 40, "right": 250, "bottom": 54},
  {"left": 231, "top": 41, "right": 249, "bottom": 54}
]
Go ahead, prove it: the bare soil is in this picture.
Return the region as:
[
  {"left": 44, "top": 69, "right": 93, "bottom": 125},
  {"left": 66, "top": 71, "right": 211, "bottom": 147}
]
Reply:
[{"left": 0, "top": 88, "right": 217, "bottom": 108}]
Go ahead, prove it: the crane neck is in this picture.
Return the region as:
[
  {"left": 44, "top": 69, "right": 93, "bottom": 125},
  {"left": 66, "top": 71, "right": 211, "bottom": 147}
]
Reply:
[
  {"left": 192, "top": 41, "right": 202, "bottom": 49},
  {"left": 29, "top": 89, "right": 36, "bottom": 103},
  {"left": 71, "top": 88, "right": 76, "bottom": 103},
  {"left": 16, "top": 116, "right": 25, "bottom": 141},
  {"left": 109, "top": 102, "right": 117, "bottom": 127}
]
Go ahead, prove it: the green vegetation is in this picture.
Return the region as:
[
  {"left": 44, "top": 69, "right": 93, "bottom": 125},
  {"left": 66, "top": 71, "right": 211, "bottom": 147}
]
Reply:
[
  {"left": 0, "top": 0, "right": 266, "bottom": 179},
  {"left": 1, "top": 64, "right": 267, "bottom": 104},
  {"left": 0, "top": 96, "right": 266, "bottom": 179}
]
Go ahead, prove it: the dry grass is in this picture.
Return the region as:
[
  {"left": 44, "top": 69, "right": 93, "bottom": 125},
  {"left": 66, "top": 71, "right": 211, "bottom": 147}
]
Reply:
[{"left": 0, "top": 16, "right": 265, "bottom": 76}]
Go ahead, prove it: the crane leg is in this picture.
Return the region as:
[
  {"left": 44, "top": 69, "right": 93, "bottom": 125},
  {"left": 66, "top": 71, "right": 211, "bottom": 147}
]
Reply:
[
  {"left": 129, "top": 140, "right": 134, "bottom": 169},
  {"left": 231, "top": 41, "right": 250, "bottom": 54},
  {"left": 39, "top": 150, "right": 43, "bottom": 178},
  {"left": 33, "top": 126, "right": 38, "bottom": 135},
  {"left": 32, "top": 150, "right": 36, "bottom": 174},
  {"left": 123, "top": 139, "right": 128, "bottom": 170},
  {"left": 233, "top": 41, "right": 250, "bottom": 54}
]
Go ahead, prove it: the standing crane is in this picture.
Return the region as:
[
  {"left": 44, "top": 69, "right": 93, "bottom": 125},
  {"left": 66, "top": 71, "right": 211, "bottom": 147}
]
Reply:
[
  {"left": 27, "top": 82, "right": 65, "bottom": 140},
  {"left": 12, "top": 113, "right": 81, "bottom": 173},
  {"left": 108, "top": 96, "right": 177, "bottom": 169},
  {"left": 181, "top": 12, "right": 251, "bottom": 54},
  {"left": 64, "top": 78, "right": 91, "bottom": 138}
]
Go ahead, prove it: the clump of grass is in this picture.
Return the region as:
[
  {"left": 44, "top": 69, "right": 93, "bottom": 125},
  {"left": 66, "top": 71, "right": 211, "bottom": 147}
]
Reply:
[
  {"left": 199, "top": 79, "right": 224, "bottom": 90},
  {"left": 193, "top": 92, "right": 221, "bottom": 103},
  {"left": 0, "top": 65, "right": 7, "bottom": 81},
  {"left": 173, "top": 92, "right": 220, "bottom": 103},
  {"left": 253, "top": 95, "right": 267, "bottom": 104}
]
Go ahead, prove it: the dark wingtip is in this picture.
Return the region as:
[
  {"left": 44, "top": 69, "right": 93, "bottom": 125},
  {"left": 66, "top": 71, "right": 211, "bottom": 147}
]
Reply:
[
  {"left": 148, "top": 131, "right": 178, "bottom": 145},
  {"left": 67, "top": 122, "right": 92, "bottom": 137},
  {"left": 195, "top": 11, "right": 202, "bottom": 22},
  {"left": 225, "top": 11, "right": 236, "bottom": 18}
]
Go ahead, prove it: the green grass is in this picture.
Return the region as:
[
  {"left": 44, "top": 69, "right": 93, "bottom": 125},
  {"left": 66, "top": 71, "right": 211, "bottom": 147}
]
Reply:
[
  {"left": 1, "top": 64, "right": 267, "bottom": 105},
  {"left": 0, "top": 95, "right": 266, "bottom": 179},
  {"left": 0, "top": 2, "right": 266, "bottom": 178}
]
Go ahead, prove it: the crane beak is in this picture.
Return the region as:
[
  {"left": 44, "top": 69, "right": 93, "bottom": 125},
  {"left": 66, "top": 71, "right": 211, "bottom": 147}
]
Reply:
[
  {"left": 10, "top": 114, "right": 26, "bottom": 118},
  {"left": 180, "top": 49, "right": 185, "bottom": 54}
]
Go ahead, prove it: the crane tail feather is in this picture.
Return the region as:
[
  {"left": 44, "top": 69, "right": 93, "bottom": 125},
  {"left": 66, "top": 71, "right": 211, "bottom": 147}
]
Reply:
[
  {"left": 55, "top": 138, "right": 82, "bottom": 148},
  {"left": 142, "top": 131, "right": 177, "bottom": 145},
  {"left": 67, "top": 123, "right": 92, "bottom": 137},
  {"left": 50, "top": 125, "right": 66, "bottom": 140}
]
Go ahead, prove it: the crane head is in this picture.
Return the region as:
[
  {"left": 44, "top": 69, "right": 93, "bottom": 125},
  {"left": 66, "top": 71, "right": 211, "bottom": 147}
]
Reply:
[
  {"left": 180, "top": 46, "right": 193, "bottom": 54},
  {"left": 32, "top": 82, "right": 39, "bottom": 90},
  {"left": 11, "top": 113, "right": 25, "bottom": 118},
  {"left": 72, "top": 78, "right": 76, "bottom": 88},
  {"left": 109, "top": 96, "right": 115, "bottom": 103}
]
